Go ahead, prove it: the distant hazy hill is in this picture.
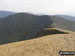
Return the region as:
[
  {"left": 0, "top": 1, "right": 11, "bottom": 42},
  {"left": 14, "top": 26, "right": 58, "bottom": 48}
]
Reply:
[
  {"left": 0, "top": 11, "right": 15, "bottom": 18},
  {"left": 50, "top": 16, "right": 75, "bottom": 31},
  {"left": 0, "top": 13, "right": 75, "bottom": 44},
  {"left": 56, "top": 15, "right": 75, "bottom": 21}
]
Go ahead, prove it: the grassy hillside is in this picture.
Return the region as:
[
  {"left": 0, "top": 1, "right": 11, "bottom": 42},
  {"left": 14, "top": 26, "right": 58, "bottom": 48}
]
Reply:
[
  {"left": 50, "top": 16, "right": 75, "bottom": 31},
  {"left": 56, "top": 15, "right": 75, "bottom": 21},
  {"left": 0, "top": 33, "right": 75, "bottom": 56},
  {"left": 0, "top": 13, "right": 75, "bottom": 44},
  {"left": 35, "top": 28, "right": 74, "bottom": 38}
]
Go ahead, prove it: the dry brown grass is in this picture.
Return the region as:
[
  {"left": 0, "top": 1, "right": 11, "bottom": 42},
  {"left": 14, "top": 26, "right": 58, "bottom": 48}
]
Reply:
[
  {"left": 0, "top": 33, "right": 75, "bottom": 56},
  {"left": 44, "top": 28, "right": 74, "bottom": 33}
]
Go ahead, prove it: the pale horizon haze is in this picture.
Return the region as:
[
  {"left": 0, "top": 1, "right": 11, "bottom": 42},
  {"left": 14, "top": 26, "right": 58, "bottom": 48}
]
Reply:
[{"left": 0, "top": 0, "right": 75, "bottom": 16}]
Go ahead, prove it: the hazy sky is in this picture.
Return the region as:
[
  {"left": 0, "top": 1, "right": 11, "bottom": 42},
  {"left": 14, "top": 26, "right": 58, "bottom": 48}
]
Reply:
[{"left": 0, "top": 0, "right": 75, "bottom": 16}]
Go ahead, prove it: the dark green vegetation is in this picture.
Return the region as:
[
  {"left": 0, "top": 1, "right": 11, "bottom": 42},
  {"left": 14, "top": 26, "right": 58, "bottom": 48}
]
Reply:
[{"left": 0, "top": 13, "right": 75, "bottom": 44}]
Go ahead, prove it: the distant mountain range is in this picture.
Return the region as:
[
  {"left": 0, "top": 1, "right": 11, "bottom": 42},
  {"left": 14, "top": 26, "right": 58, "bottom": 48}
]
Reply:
[
  {"left": 0, "top": 11, "right": 75, "bottom": 21},
  {"left": 0, "top": 11, "right": 15, "bottom": 18},
  {"left": 56, "top": 15, "right": 75, "bottom": 21},
  {"left": 0, "top": 12, "right": 75, "bottom": 44}
]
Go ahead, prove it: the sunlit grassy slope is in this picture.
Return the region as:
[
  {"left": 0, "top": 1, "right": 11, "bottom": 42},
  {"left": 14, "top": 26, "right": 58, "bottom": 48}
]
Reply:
[
  {"left": 44, "top": 28, "right": 74, "bottom": 33},
  {"left": 34, "top": 28, "right": 74, "bottom": 38},
  {"left": 0, "top": 28, "right": 75, "bottom": 56}
]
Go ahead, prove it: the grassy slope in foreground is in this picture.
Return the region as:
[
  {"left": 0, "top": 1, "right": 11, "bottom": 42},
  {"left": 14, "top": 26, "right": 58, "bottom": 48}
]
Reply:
[{"left": 0, "top": 33, "right": 75, "bottom": 56}]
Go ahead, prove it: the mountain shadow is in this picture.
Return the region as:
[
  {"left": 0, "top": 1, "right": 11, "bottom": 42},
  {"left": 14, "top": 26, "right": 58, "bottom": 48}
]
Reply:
[
  {"left": 0, "top": 13, "right": 53, "bottom": 44},
  {"left": 0, "top": 13, "right": 75, "bottom": 45}
]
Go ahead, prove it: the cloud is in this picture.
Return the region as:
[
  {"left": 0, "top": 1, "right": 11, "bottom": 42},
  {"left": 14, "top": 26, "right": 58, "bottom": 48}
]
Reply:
[{"left": 0, "top": 0, "right": 75, "bottom": 15}]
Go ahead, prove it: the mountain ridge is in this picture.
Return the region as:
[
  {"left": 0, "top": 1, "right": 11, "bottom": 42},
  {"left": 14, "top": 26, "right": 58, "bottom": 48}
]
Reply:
[
  {"left": 56, "top": 15, "right": 75, "bottom": 21},
  {"left": 0, "top": 13, "right": 75, "bottom": 44}
]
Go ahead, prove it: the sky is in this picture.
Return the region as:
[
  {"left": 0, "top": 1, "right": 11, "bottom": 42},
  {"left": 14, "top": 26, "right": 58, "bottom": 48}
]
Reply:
[{"left": 0, "top": 0, "right": 75, "bottom": 16}]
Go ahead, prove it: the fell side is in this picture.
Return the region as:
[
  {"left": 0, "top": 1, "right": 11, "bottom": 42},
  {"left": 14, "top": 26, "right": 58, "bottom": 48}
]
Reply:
[{"left": 0, "top": 33, "right": 75, "bottom": 56}]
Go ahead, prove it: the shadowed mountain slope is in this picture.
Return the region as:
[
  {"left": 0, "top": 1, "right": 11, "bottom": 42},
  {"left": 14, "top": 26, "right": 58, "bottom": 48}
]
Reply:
[
  {"left": 0, "top": 13, "right": 53, "bottom": 44},
  {"left": 0, "top": 13, "right": 75, "bottom": 44}
]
